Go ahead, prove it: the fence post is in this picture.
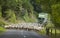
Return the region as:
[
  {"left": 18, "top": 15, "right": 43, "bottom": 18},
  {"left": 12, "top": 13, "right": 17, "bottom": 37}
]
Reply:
[
  {"left": 55, "top": 27, "right": 56, "bottom": 38},
  {"left": 46, "top": 27, "right": 50, "bottom": 36},
  {"left": 51, "top": 28, "right": 52, "bottom": 35}
]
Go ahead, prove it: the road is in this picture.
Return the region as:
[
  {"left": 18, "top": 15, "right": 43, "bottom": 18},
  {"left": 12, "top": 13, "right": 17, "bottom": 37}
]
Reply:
[{"left": 0, "top": 29, "right": 48, "bottom": 38}]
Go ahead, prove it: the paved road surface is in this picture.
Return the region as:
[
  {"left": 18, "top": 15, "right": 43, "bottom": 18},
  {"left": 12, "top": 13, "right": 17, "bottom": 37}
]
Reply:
[{"left": 0, "top": 29, "right": 47, "bottom": 38}]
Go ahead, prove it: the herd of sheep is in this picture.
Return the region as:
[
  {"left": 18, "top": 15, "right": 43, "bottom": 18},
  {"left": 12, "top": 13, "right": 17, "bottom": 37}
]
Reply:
[{"left": 4, "top": 23, "right": 44, "bottom": 31}]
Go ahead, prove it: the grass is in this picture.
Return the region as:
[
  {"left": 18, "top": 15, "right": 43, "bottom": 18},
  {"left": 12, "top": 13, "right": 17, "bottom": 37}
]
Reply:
[
  {"left": 38, "top": 28, "right": 60, "bottom": 38},
  {"left": 49, "top": 28, "right": 60, "bottom": 34},
  {"left": 38, "top": 29, "right": 46, "bottom": 35},
  {"left": 0, "top": 27, "right": 6, "bottom": 34},
  {"left": 49, "top": 28, "right": 60, "bottom": 38}
]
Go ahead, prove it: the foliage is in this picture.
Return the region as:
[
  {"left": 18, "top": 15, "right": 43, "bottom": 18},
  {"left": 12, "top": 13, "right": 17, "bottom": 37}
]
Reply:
[
  {"left": 0, "top": 18, "right": 7, "bottom": 26},
  {"left": 0, "top": 27, "right": 5, "bottom": 32},
  {"left": 0, "top": 0, "right": 37, "bottom": 26},
  {"left": 33, "top": 0, "right": 60, "bottom": 27},
  {"left": 51, "top": 4, "right": 60, "bottom": 27},
  {"left": 0, "top": 0, "right": 60, "bottom": 27}
]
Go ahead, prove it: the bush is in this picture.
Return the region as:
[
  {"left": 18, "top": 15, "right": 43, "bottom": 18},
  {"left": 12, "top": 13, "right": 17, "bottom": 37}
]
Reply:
[
  {"left": 51, "top": 4, "right": 60, "bottom": 27},
  {"left": 0, "top": 18, "right": 7, "bottom": 26},
  {"left": 4, "top": 9, "right": 16, "bottom": 23}
]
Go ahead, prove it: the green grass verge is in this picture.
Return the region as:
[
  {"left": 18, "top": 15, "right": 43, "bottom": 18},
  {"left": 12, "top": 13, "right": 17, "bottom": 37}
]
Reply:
[
  {"left": 37, "top": 28, "right": 46, "bottom": 35},
  {"left": 0, "top": 27, "right": 6, "bottom": 33},
  {"left": 49, "top": 28, "right": 60, "bottom": 38},
  {"left": 38, "top": 28, "right": 60, "bottom": 38},
  {"left": 49, "top": 28, "right": 60, "bottom": 34}
]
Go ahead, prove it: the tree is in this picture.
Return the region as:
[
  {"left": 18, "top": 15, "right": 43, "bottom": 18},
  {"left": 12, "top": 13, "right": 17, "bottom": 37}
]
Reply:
[
  {"left": 51, "top": 4, "right": 60, "bottom": 27},
  {"left": 35, "top": 0, "right": 60, "bottom": 27}
]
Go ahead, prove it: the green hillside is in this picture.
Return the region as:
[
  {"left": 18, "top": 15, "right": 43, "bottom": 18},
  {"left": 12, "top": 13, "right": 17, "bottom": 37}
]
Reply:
[{"left": 0, "top": 0, "right": 60, "bottom": 27}]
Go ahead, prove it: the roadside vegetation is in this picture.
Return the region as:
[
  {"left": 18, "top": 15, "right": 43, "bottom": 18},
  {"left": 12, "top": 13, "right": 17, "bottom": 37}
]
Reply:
[
  {"left": 40, "top": 28, "right": 60, "bottom": 38},
  {"left": 0, "top": 27, "right": 5, "bottom": 33},
  {"left": 0, "top": 0, "right": 60, "bottom": 26}
]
